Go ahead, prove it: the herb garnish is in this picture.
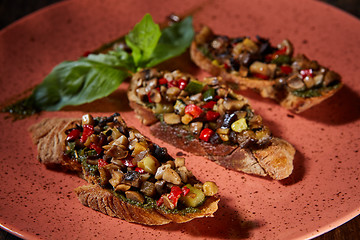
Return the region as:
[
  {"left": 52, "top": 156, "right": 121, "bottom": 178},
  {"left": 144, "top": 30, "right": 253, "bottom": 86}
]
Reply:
[{"left": 3, "top": 14, "right": 194, "bottom": 116}]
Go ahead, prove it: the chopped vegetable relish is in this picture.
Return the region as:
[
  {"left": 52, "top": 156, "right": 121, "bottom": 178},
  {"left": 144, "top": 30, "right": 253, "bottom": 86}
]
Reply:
[{"left": 63, "top": 113, "right": 218, "bottom": 211}]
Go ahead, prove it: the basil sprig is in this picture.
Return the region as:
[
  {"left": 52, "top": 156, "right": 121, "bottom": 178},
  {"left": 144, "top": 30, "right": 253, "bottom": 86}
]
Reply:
[{"left": 17, "top": 14, "right": 194, "bottom": 112}]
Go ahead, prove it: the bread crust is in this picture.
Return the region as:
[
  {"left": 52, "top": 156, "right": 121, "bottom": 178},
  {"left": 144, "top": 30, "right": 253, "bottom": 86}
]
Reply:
[
  {"left": 75, "top": 184, "right": 219, "bottom": 225},
  {"left": 29, "top": 118, "right": 82, "bottom": 171},
  {"left": 190, "top": 27, "right": 342, "bottom": 113},
  {"left": 149, "top": 122, "right": 294, "bottom": 179},
  {"left": 30, "top": 117, "right": 219, "bottom": 225}
]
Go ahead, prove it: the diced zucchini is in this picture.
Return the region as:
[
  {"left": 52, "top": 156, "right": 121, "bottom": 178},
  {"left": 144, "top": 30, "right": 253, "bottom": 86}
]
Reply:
[
  {"left": 271, "top": 55, "right": 291, "bottom": 65},
  {"left": 154, "top": 103, "right": 174, "bottom": 114},
  {"left": 203, "top": 88, "right": 215, "bottom": 102},
  {"left": 185, "top": 80, "right": 205, "bottom": 94},
  {"left": 180, "top": 184, "right": 205, "bottom": 207}
]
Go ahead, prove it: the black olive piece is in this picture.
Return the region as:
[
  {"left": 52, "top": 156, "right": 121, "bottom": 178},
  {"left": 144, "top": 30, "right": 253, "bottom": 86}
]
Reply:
[
  {"left": 230, "top": 57, "right": 240, "bottom": 71},
  {"left": 231, "top": 37, "right": 245, "bottom": 44},
  {"left": 94, "top": 126, "right": 101, "bottom": 134},
  {"left": 144, "top": 69, "right": 152, "bottom": 80},
  {"left": 209, "top": 132, "right": 222, "bottom": 144},
  {"left": 228, "top": 131, "right": 238, "bottom": 144},
  {"left": 117, "top": 126, "right": 129, "bottom": 137},
  {"left": 107, "top": 115, "right": 114, "bottom": 122},
  {"left": 124, "top": 170, "right": 140, "bottom": 182},
  {"left": 152, "top": 143, "right": 173, "bottom": 162},
  {"left": 98, "top": 118, "right": 107, "bottom": 128},
  {"left": 256, "top": 36, "right": 274, "bottom": 55},
  {"left": 222, "top": 112, "right": 238, "bottom": 128},
  {"left": 93, "top": 118, "right": 99, "bottom": 126},
  {"left": 105, "top": 129, "right": 113, "bottom": 136},
  {"left": 97, "top": 133, "right": 107, "bottom": 146}
]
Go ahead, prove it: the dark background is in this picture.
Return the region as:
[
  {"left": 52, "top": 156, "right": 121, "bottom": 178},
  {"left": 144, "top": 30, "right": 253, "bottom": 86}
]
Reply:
[{"left": 0, "top": 0, "right": 359, "bottom": 239}]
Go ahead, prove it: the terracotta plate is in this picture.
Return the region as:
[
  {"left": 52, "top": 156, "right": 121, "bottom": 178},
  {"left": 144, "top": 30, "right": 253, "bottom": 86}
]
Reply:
[{"left": 0, "top": 0, "right": 359, "bottom": 239}]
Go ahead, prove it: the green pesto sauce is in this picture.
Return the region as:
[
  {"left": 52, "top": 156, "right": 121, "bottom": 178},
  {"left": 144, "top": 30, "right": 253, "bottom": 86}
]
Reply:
[
  {"left": 67, "top": 142, "right": 201, "bottom": 215},
  {"left": 291, "top": 82, "right": 341, "bottom": 98},
  {"left": 113, "top": 190, "right": 200, "bottom": 215},
  {"left": 198, "top": 45, "right": 213, "bottom": 60}
]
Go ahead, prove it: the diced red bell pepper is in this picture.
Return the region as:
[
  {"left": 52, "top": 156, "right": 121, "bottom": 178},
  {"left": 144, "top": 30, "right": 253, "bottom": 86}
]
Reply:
[
  {"left": 122, "top": 158, "right": 137, "bottom": 168},
  {"left": 178, "top": 78, "right": 188, "bottom": 90},
  {"left": 168, "top": 186, "right": 183, "bottom": 205},
  {"left": 185, "top": 104, "right": 203, "bottom": 118},
  {"left": 66, "top": 129, "right": 81, "bottom": 141},
  {"left": 98, "top": 159, "right": 108, "bottom": 168},
  {"left": 280, "top": 65, "right": 293, "bottom": 75},
  {"left": 265, "top": 46, "right": 287, "bottom": 62},
  {"left": 135, "top": 167, "right": 145, "bottom": 174},
  {"left": 206, "top": 111, "right": 220, "bottom": 122},
  {"left": 253, "top": 73, "right": 270, "bottom": 80},
  {"left": 156, "top": 196, "right": 164, "bottom": 206},
  {"left": 80, "top": 125, "right": 94, "bottom": 143},
  {"left": 158, "top": 78, "right": 168, "bottom": 85},
  {"left": 147, "top": 92, "right": 153, "bottom": 103},
  {"left": 300, "top": 69, "right": 313, "bottom": 79},
  {"left": 199, "top": 128, "right": 215, "bottom": 142},
  {"left": 168, "top": 80, "right": 178, "bottom": 88},
  {"left": 274, "top": 46, "right": 287, "bottom": 56},
  {"left": 182, "top": 186, "right": 190, "bottom": 196},
  {"left": 89, "top": 143, "right": 102, "bottom": 154},
  {"left": 202, "top": 101, "right": 217, "bottom": 109},
  {"left": 224, "top": 62, "right": 231, "bottom": 70}
]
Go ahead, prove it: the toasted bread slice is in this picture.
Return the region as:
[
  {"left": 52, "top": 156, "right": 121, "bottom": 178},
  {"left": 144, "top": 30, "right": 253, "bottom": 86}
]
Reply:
[
  {"left": 29, "top": 114, "right": 219, "bottom": 225},
  {"left": 128, "top": 69, "right": 295, "bottom": 180},
  {"left": 75, "top": 184, "right": 219, "bottom": 225},
  {"left": 190, "top": 26, "right": 342, "bottom": 113},
  {"left": 29, "top": 118, "right": 82, "bottom": 172}
]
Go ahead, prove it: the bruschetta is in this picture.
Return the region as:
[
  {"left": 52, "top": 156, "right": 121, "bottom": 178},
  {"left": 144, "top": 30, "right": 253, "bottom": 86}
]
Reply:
[
  {"left": 29, "top": 113, "right": 219, "bottom": 225},
  {"left": 190, "top": 26, "right": 342, "bottom": 113},
  {"left": 128, "top": 69, "right": 295, "bottom": 180}
]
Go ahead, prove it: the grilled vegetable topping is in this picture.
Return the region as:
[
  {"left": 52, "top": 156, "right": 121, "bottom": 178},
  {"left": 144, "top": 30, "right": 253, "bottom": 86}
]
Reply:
[
  {"left": 64, "top": 113, "right": 218, "bottom": 211},
  {"left": 195, "top": 26, "right": 341, "bottom": 97},
  {"left": 132, "top": 69, "right": 273, "bottom": 148}
]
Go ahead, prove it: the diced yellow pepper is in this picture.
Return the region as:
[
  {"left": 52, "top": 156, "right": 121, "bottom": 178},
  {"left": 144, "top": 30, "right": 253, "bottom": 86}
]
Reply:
[
  {"left": 218, "top": 134, "right": 229, "bottom": 142},
  {"left": 137, "top": 154, "right": 160, "bottom": 175},
  {"left": 181, "top": 113, "right": 194, "bottom": 125},
  {"left": 131, "top": 142, "right": 148, "bottom": 156},
  {"left": 231, "top": 118, "right": 248, "bottom": 133},
  {"left": 211, "top": 59, "right": 220, "bottom": 66},
  {"left": 216, "top": 128, "right": 230, "bottom": 135},
  {"left": 242, "top": 38, "right": 259, "bottom": 53}
]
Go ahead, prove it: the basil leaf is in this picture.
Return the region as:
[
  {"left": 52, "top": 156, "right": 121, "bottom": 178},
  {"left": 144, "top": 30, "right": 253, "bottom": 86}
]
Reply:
[
  {"left": 32, "top": 59, "right": 129, "bottom": 111},
  {"left": 145, "top": 16, "right": 194, "bottom": 67},
  {"left": 125, "top": 13, "right": 161, "bottom": 66},
  {"left": 87, "top": 50, "right": 136, "bottom": 72}
]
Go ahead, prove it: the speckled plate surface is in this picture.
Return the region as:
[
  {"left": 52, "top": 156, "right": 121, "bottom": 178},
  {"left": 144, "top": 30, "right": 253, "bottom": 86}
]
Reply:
[{"left": 0, "top": 0, "right": 359, "bottom": 239}]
